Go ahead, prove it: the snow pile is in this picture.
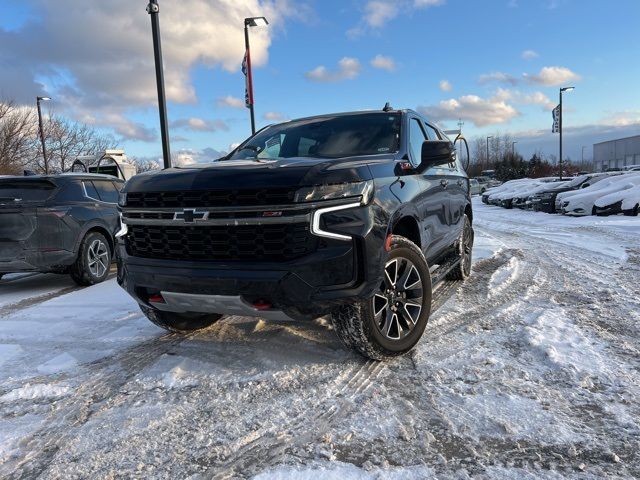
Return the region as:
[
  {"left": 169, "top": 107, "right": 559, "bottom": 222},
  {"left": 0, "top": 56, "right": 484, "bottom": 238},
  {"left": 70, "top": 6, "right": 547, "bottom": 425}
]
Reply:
[
  {"left": 524, "top": 308, "right": 606, "bottom": 377},
  {"left": 0, "top": 383, "right": 72, "bottom": 402},
  {"left": 252, "top": 462, "right": 435, "bottom": 479}
]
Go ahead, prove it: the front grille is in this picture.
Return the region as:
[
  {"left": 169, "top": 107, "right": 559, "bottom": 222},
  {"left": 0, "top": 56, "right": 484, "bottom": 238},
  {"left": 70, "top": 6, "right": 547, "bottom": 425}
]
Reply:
[
  {"left": 125, "top": 223, "right": 317, "bottom": 262},
  {"left": 126, "top": 188, "right": 296, "bottom": 209}
]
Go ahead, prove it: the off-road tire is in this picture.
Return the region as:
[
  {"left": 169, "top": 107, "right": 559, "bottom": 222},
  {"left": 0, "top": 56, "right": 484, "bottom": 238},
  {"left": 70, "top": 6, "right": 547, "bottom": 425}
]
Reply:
[
  {"left": 70, "top": 231, "right": 112, "bottom": 286},
  {"left": 330, "top": 235, "right": 432, "bottom": 361},
  {"left": 446, "top": 214, "right": 474, "bottom": 280},
  {"left": 140, "top": 305, "right": 223, "bottom": 333}
]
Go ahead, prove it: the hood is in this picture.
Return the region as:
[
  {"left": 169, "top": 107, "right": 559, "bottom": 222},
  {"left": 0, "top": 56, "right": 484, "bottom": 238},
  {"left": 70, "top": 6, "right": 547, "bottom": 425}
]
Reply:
[{"left": 124, "top": 155, "right": 393, "bottom": 193}]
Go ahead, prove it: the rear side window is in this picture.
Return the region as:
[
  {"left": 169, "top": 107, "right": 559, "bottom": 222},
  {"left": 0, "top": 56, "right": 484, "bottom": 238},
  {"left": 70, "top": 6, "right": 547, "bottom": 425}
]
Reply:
[
  {"left": 92, "top": 180, "right": 119, "bottom": 203},
  {"left": 83, "top": 181, "right": 100, "bottom": 200},
  {"left": 0, "top": 180, "right": 56, "bottom": 202},
  {"left": 112, "top": 181, "right": 124, "bottom": 192}
]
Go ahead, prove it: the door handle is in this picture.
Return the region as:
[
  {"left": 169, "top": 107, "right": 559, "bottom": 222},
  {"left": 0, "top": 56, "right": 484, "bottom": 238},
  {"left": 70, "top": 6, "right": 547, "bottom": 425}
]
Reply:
[
  {"left": 440, "top": 179, "right": 449, "bottom": 188},
  {"left": 457, "top": 179, "right": 464, "bottom": 186}
]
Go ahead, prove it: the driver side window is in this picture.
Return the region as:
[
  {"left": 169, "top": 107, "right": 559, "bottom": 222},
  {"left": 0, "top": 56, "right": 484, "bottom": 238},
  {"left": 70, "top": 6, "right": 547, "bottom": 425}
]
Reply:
[{"left": 408, "top": 118, "right": 427, "bottom": 166}]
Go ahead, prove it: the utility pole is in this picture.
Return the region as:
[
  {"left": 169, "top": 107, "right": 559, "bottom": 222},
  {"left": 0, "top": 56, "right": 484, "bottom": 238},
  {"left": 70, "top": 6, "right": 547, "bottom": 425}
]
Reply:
[
  {"left": 147, "top": 0, "right": 171, "bottom": 168},
  {"left": 36, "top": 96, "right": 51, "bottom": 174},
  {"left": 243, "top": 17, "right": 269, "bottom": 135},
  {"left": 486, "top": 136, "right": 493, "bottom": 171}
]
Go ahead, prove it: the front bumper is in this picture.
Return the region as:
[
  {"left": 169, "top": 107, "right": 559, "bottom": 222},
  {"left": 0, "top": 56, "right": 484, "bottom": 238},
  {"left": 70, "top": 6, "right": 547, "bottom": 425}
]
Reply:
[
  {"left": 117, "top": 202, "right": 387, "bottom": 320},
  {"left": 594, "top": 201, "right": 622, "bottom": 217}
]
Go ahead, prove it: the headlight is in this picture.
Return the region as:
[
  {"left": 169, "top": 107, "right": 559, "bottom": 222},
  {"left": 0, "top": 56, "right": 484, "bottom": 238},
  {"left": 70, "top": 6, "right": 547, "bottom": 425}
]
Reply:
[
  {"left": 294, "top": 180, "right": 374, "bottom": 204},
  {"left": 118, "top": 192, "right": 127, "bottom": 207}
]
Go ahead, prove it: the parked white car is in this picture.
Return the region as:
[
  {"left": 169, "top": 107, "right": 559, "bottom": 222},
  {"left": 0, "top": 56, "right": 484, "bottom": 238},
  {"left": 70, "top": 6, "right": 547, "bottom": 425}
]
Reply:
[
  {"left": 559, "top": 173, "right": 640, "bottom": 216},
  {"left": 555, "top": 173, "right": 625, "bottom": 212},
  {"left": 594, "top": 184, "right": 640, "bottom": 216}
]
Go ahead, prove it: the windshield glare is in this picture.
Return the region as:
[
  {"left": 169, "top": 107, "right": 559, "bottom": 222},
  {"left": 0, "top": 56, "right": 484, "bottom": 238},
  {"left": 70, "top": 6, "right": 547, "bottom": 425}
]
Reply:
[{"left": 229, "top": 113, "right": 401, "bottom": 160}]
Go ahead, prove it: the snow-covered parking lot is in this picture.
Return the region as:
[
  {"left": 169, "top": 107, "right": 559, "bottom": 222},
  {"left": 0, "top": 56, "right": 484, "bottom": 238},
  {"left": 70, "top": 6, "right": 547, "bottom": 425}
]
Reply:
[{"left": 1, "top": 198, "right": 639, "bottom": 479}]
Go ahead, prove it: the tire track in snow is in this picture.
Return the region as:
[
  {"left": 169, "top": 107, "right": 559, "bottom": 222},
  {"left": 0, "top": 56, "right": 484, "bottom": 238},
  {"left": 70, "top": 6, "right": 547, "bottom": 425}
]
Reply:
[
  {"left": 3, "top": 325, "right": 189, "bottom": 480},
  {"left": 203, "top": 280, "right": 469, "bottom": 479}
]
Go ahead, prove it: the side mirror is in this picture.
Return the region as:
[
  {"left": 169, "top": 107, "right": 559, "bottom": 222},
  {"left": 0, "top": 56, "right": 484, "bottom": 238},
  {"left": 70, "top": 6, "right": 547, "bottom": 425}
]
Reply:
[{"left": 420, "top": 140, "right": 455, "bottom": 169}]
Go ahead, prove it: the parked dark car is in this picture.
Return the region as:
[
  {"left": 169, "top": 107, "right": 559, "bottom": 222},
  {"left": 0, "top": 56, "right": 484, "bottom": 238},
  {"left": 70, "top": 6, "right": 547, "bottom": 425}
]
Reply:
[
  {"left": 117, "top": 108, "right": 474, "bottom": 360},
  {"left": 0, "top": 174, "right": 124, "bottom": 284},
  {"left": 529, "top": 174, "right": 608, "bottom": 213}
]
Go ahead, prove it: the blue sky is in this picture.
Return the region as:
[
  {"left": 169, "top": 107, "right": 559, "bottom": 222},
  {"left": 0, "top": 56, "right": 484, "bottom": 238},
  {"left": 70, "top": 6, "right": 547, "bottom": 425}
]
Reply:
[{"left": 1, "top": 0, "right": 639, "bottom": 164}]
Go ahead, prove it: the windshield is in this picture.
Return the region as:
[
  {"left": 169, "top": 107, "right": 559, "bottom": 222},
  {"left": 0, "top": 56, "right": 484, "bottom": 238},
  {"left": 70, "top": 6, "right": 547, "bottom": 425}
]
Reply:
[{"left": 228, "top": 113, "right": 401, "bottom": 160}]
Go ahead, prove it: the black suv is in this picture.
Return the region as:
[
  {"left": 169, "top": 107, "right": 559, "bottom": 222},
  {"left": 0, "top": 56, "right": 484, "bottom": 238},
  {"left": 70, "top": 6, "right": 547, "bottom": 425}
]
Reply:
[
  {"left": 117, "top": 109, "right": 474, "bottom": 359},
  {"left": 0, "top": 174, "right": 123, "bottom": 285}
]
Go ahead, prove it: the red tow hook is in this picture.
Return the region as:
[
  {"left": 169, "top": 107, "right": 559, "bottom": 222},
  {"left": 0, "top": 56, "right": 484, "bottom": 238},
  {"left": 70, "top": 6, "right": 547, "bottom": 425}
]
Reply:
[
  {"left": 148, "top": 294, "right": 165, "bottom": 304},
  {"left": 253, "top": 300, "right": 272, "bottom": 311}
]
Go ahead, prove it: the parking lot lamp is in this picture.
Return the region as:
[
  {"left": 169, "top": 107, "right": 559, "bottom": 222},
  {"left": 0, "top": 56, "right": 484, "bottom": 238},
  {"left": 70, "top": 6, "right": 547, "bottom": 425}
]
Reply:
[
  {"left": 512, "top": 141, "right": 517, "bottom": 156},
  {"left": 486, "top": 136, "right": 493, "bottom": 169},
  {"left": 36, "top": 96, "right": 51, "bottom": 174},
  {"left": 559, "top": 86, "right": 575, "bottom": 180},
  {"left": 243, "top": 16, "right": 269, "bottom": 135},
  {"left": 147, "top": 0, "right": 172, "bottom": 169}
]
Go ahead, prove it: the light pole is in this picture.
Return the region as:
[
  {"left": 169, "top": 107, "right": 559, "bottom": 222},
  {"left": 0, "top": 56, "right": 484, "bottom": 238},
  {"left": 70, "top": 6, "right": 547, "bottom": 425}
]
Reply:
[
  {"left": 36, "top": 96, "right": 51, "bottom": 174},
  {"left": 486, "top": 136, "right": 493, "bottom": 170},
  {"left": 512, "top": 141, "right": 518, "bottom": 156},
  {"left": 243, "top": 16, "right": 268, "bottom": 135},
  {"left": 146, "top": 0, "right": 171, "bottom": 169},
  {"left": 581, "top": 146, "right": 587, "bottom": 163},
  {"left": 559, "top": 86, "right": 575, "bottom": 180}
]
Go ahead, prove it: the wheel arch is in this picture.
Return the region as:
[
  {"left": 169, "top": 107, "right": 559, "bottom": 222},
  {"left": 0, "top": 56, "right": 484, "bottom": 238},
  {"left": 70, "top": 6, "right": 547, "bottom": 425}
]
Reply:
[
  {"left": 389, "top": 213, "right": 422, "bottom": 249},
  {"left": 464, "top": 203, "right": 473, "bottom": 224},
  {"left": 74, "top": 222, "right": 115, "bottom": 256}
]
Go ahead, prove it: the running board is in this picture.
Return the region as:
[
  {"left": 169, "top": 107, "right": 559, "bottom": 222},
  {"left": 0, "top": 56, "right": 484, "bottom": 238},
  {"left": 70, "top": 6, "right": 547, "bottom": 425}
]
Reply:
[{"left": 429, "top": 256, "right": 461, "bottom": 285}]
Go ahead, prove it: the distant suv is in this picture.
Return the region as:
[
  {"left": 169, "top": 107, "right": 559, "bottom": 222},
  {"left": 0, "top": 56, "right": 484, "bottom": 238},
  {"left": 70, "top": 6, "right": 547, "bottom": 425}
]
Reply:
[
  {"left": 117, "top": 109, "right": 474, "bottom": 360},
  {"left": 0, "top": 174, "right": 123, "bottom": 284}
]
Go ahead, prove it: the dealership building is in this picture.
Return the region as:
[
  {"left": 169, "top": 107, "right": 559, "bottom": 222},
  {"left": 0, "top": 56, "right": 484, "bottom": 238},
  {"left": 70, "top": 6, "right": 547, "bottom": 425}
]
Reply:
[{"left": 593, "top": 134, "right": 640, "bottom": 171}]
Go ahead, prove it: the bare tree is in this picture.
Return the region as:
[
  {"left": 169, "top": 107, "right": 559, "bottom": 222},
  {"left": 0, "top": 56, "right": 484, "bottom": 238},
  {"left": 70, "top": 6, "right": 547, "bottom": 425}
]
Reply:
[
  {"left": 43, "top": 116, "right": 118, "bottom": 173},
  {"left": 0, "top": 101, "right": 39, "bottom": 175},
  {"left": 130, "top": 156, "right": 161, "bottom": 173}
]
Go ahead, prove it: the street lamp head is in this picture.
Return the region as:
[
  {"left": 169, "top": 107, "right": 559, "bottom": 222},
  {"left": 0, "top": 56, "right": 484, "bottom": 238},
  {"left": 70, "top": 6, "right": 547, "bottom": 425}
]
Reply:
[
  {"left": 37, "top": 96, "right": 51, "bottom": 102},
  {"left": 245, "top": 16, "right": 269, "bottom": 27},
  {"left": 560, "top": 87, "right": 575, "bottom": 93}
]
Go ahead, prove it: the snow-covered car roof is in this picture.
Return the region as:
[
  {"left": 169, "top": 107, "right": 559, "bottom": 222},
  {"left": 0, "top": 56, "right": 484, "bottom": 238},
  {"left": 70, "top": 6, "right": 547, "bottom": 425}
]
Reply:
[
  {"left": 562, "top": 173, "right": 640, "bottom": 214},
  {"left": 594, "top": 183, "right": 640, "bottom": 210}
]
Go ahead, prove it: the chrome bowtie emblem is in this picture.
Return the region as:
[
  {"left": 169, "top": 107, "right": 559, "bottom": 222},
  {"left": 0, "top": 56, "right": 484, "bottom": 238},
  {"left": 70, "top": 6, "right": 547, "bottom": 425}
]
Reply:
[{"left": 173, "top": 209, "right": 208, "bottom": 223}]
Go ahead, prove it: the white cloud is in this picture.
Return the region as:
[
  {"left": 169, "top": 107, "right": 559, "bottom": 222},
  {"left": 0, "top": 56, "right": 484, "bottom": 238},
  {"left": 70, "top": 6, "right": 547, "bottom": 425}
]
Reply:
[
  {"left": 370, "top": 55, "right": 396, "bottom": 72},
  {"left": 522, "top": 50, "right": 539, "bottom": 60},
  {"left": 414, "top": 0, "right": 446, "bottom": 7},
  {"left": 349, "top": 0, "right": 445, "bottom": 35},
  {"left": 364, "top": 1, "right": 399, "bottom": 27},
  {"left": 263, "top": 111, "right": 288, "bottom": 122},
  {"left": 217, "top": 96, "right": 245, "bottom": 109},
  {"left": 439, "top": 80, "right": 452, "bottom": 92},
  {"left": 305, "top": 57, "right": 362, "bottom": 83},
  {"left": 600, "top": 110, "right": 640, "bottom": 127},
  {"left": 478, "top": 71, "right": 519, "bottom": 86},
  {"left": 0, "top": 0, "right": 299, "bottom": 139},
  {"left": 418, "top": 93, "right": 519, "bottom": 127},
  {"left": 493, "top": 88, "right": 555, "bottom": 111},
  {"left": 523, "top": 66, "right": 581, "bottom": 86},
  {"left": 170, "top": 118, "right": 229, "bottom": 132}
]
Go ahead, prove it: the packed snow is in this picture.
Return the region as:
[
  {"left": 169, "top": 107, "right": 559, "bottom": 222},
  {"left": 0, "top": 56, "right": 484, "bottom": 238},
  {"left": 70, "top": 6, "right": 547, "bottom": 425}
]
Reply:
[{"left": 0, "top": 198, "right": 639, "bottom": 478}]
